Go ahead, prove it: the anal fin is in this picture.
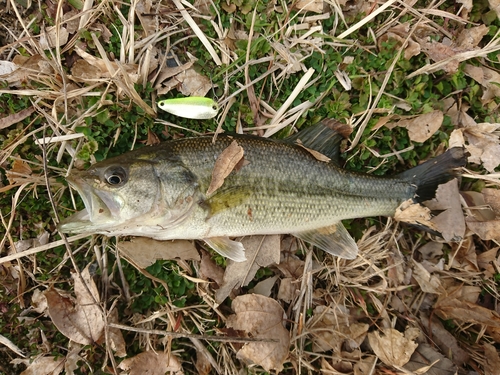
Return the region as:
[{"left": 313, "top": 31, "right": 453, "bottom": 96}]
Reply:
[
  {"left": 293, "top": 222, "right": 358, "bottom": 260},
  {"left": 204, "top": 237, "right": 247, "bottom": 262}
]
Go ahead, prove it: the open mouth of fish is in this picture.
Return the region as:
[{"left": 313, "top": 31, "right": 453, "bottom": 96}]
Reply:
[{"left": 58, "top": 175, "right": 115, "bottom": 233}]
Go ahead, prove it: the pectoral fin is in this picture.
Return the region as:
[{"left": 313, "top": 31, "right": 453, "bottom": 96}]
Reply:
[
  {"left": 293, "top": 222, "right": 358, "bottom": 259},
  {"left": 204, "top": 237, "right": 247, "bottom": 262}
]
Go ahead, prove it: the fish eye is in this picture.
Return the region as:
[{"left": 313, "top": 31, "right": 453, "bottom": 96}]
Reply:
[{"left": 104, "top": 166, "right": 127, "bottom": 186}]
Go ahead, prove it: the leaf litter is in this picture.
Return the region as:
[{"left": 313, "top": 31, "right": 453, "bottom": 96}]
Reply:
[{"left": 1, "top": 0, "right": 500, "bottom": 373}]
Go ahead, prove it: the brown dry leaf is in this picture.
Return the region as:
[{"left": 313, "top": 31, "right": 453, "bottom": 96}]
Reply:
[
  {"left": 207, "top": 140, "right": 244, "bottom": 196},
  {"left": 412, "top": 260, "right": 443, "bottom": 294},
  {"left": 226, "top": 294, "right": 290, "bottom": 372},
  {"left": 163, "top": 67, "right": 212, "bottom": 97},
  {"left": 20, "top": 356, "right": 65, "bottom": 375},
  {"left": 39, "top": 26, "right": 69, "bottom": 49},
  {"left": 294, "top": 0, "right": 323, "bottom": 13},
  {"left": 419, "top": 40, "right": 460, "bottom": 74},
  {"left": 386, "top": 111, "right": 443, "bottom": 143},
  {"left": 368, "top": 327, "right": 418, "bottom": 367},
  {"left": 250, "top": 275, "right": 279, "bottom": 297},
  {"left": 354, "top": 355, "right": 377, "bottom": 375},
  {"left": 118, "top": 238, "right": 200, "bottom": 268},
  {"left": 404, "top": 342, "right": 458, "bottom": 374},
  {"left": 419, "top": 314, "right": 469, "bottom": 366},
  {"left": 106, "top": 309, "right": 127, "bottom": 357},
  {"left": 71, "top": 60, "right": 105, "bottom": 81},
  {"left": 456, "top": 25, "right": 489, "bottom": 50},
  {"left": 435, "top": 297, "right": 500, "bottom": 328},
  {"left": 308, "top": 305, "right": 368, "bottom": 353},
  {"left": 379, "top": 25, "right": 421, "bottom": 60},
  {"left": 483, "top": 188, "right": 500, "bottom": 215},
  {"left": 0, "top": 107, "right": 35, "bottom": 130},
  {"left": 199, "top": 249, "right": 224, "bottom": 286},
  {"left": 484, "top": 342, "right": 500, "bottom": 375},
  {"left": 394, "top": 199, "right": 436, "bottom": 229},
  {"left": 296, "top": 142, "right": 331, "bottom": 162},
  {"left": 215, "top": 235, "right": 280, "bottom": 303},
  {"left": 277, "top": 278, "right": 297, "bottom": 303},
  {"left": 6, "top": 159, "right": 33, "bottom": 185},
  {"left": 466, "top": 219, "right": 500, "bottom": 241},
  {"left": 477, "top": 247, "right": 499, "bottom": 278},
  {"left": 118, "top": 351, "right": 183, "bottom": 375},
  {"left": 463, "top": 64, "right": 500, "bottom": 104},
  {"left": 424, "top": 179, "right": 466, "bottom": 241},
  {"left": 135, "top": 0, "right": 157, "bottom": 36},
  {"left": 44, "top": 265, "right": 105, "bottom": 345}
]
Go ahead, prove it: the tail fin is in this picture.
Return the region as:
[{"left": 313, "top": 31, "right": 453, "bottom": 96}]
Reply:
[{"left": 398, "top": 147, "right": 467, "bottom": 203}]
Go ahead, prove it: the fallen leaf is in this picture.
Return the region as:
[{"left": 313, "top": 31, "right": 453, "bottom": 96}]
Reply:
[
  {"left": 199, "top": 250, "right": 224, "bottom": 286},
  {"left": 477, "top": 247, "right": 499, "bottom": 277},
  {"left": 161, "top": 67, "right": 213, "bottom": 97},
  {"left": 0, "top": 107, "right": 35, "bottom": 130},
  {"left": 249, "top": 275, "right": 278, "bottom": 297},
  {"left": 404, "top": 342, "right": 458, "bottom": 374},
  {"left": 368, "top": 327, "right": 418, "bottom": 367},
  {"left": 424, "top": 179, "right": 466, "bottom": 241},
  {"left": 44, "top": 265, "right": 105, "bottom": 345},
  {"left": 354, "top": 355, "right": 377, "bottom": 375},
  {"left": 20, "top": 356, "right": 65, "bottom": 375},
  {"left": 490, "top": 0, "right": 500, "bottom": 18},
  {"left": 412, "top": 260, "right": 443, "bottom": 294},
  {"left": 118, "top": 351, "right": 183, "bottom": 375},
  {"left": 394, "top": 199, "right": 436, "bottom": 229},
  {"left": 308, "top": 305, "right": 368, "bottom": 353},
  {"left": 464, "top": 64, "right": 500, "bottom": 104},
  {"left": 277, "top": 277, "right": 297, "bottom": 303},
  {"left": 456, "top": 25, "right": 489, "bottom": 49},
  {"left": 484, "top": 342, "right": 500, "bottom": 375},
  {"left": 226, "top": 294, "right": 290, "bottom": 372},
  {"left": 106, "top": 309, "right": 127, "bottom": 357},
  {"left": 387, "top": 110, "right": 443, "bottom": 143},
  {"left": 215, "top": 235, "right": 280, "bottom": 303},
  {"left": 207, "top": 140, "right": 244, "bottom": 196},
  {"left": 118, "top": 238, "right": 200, "bottom": 268},
  {"left": 294, "top": 0, "right": 323, "bottom": 13},
  {"left": 435, "top": 297, "right": 500, "bottom": 328},
  {"left": 466, "top": 219, "right": 500, "bottom": 241},
  {"left": 39, "top": 26, "right": 69, "bottom": 49},
  {"left": 482, "top": 188, "right": 500, "bottom": 215},
  {"left": 419, "top": 314, "right": 469, "bottom": 366},
  {"left": 419, "top": 40, "right": 460, "bottom": 74},
  {"left": 295, "top": 141, "right": 331, "bottom": 162}
]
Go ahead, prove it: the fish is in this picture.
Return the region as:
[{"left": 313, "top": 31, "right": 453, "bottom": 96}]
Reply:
[
  {"left": 58, "top": 119, "right": 466, "bottom": 261},
  {"left": 157, "top": 97, "right": 219, "bottom": 119}
]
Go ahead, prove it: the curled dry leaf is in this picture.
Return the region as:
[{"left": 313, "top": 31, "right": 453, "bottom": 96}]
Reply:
[
  {"left": 412, "top": 260, "right": 443, "bottom": 294},
  {"left": 215, "top": 235, "right": 280, "bottom": 303},
  {"left": 385, "top": 110, "right": 443, "bottom": 143},
  {"left": 308, "top": 305, "right": 369, "bottom": 353},
  {"left": 394, "top": 199, "right": 436, "bottom": 229},
  {"left": 226, "top": 294, "right": 290, "bottom": 372},
  {"left": 207, "top": 140, "right": 244, "bottom": 196},
  {"left": 118, "top": 237, "right": 200, "bottom": 268},
  {"left": 44, "top": 265, "right": 105, "bottom": 345},
  {"left": 368, "top": 327, "right": 418, "bottom": 367},
  {"left": 19, "top": 356, "right": 65, "bottom": 375},
  {"left": 118, "top": 351, "right": 183, "bottom": 375}
]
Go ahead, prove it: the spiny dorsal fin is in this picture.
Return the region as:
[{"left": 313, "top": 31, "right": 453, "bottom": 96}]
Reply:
[{"left": 286, "top": 119, "right": 352, "bottom": 163}]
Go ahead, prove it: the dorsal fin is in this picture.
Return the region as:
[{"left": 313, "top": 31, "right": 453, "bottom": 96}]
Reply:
[{"left": 286, "top": 119, "right": 352, "bottom": 163}]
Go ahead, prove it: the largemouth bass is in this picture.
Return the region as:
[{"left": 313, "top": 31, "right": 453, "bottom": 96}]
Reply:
[{"left": 59, "top": 120, "right": 466, "bottom": 261}]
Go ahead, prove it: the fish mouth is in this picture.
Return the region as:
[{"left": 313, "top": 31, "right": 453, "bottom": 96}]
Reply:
[{"left": 58, "top": 174, "right": 115, "bottom": 233}]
